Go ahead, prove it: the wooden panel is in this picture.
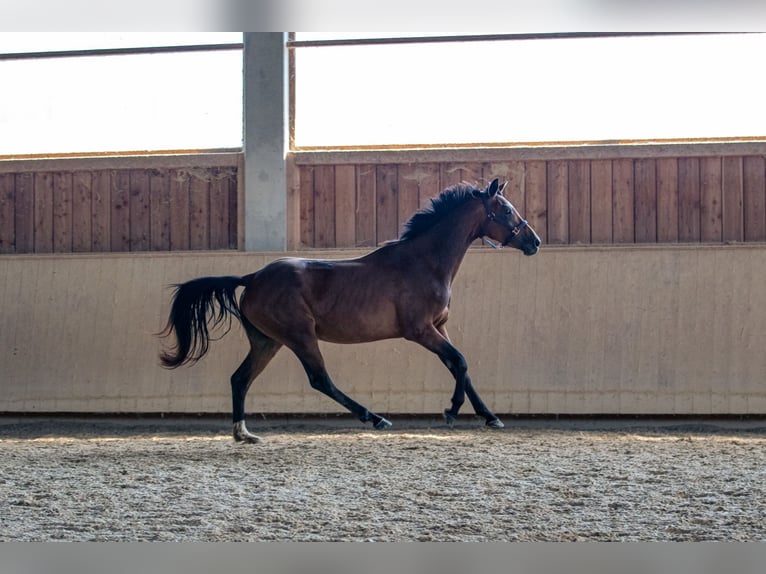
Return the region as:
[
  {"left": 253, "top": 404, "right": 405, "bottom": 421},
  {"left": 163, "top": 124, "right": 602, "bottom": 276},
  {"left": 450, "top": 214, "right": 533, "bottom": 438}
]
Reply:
[
  {"left": 722, "top": 156, "right": 743, "bottom": 242},
  {"left": 334, "top": 165, "right": 356, "bottom": 247},
  {"left": 299, "top": 165, "right": 315, "bottom": 247},
  {"left": 14, "top": 173, "right": 34, "bottom": 253},
  {"left": 228, "top": 167, "right": 239, "bottom": 249},
  {"left": 129, "top": 169, "right": 151, "bottom": 251},
  {"left": 52, "top": 172, "right": 73, "bottom": 253},
  {"left": 568, "top": 160, "right": 590, "bottom": 244},
  {"left": 743, "top": 156, "right": 766, "bottom": 242},
  {"left": 590, "top": 160, "right": 612, "bottom": 244},
  {"left": 72, "top": 171, "right": 93, "bottom": 252},
  {"left": 168, "top": 169, "right": 190, "bottom": 251},
  {"left": 34, "top": 172, "right": 54, "bottom": 253},
  {"left": 678, "top": 158, "right": 701, "bottom": 242},
  {"left": 356, "top": 165, "right": 376, "bottom": 247},
  {"left": 547, "top": 160, "right": 568, "bottom": 244},
  {"left": 375, "top": 164, "right": 398, "bottom": 245},
  {"left": 612, "top": 159, "right": 634, "bottom": 243},
  {"left": 149, "top": 169, "right": 171, "bottom": 251},
  {"left": 0, "top": 174, "right": 14, "bottom": 253},
  {"left": 656, "top": 158, "right": 679, "bottom": 243},
  {"left": 396, "top": 165, "right": 422, "bottom": 237},
  {"left": 634, "top": 159, "right": 657, "bottom": 243},
  {"left": 313, "top": 165, "right": 336, "bottom": 248},
  {"left": 525, "top": 161, "right": 547, "bottom": 242},
  {"left": 189, "top": 171, "right": 211, "bottom": 250},
  {"left": 91, "top": 171, "right": 111, "bottom": 252},
  {"left": 700, "top": 157, "right": 723, "bottom": 242},
  {"left": 110, "top": 170, "right": 131, "bottom": 252},
  {"left": 208, "top": 168, "right": 230, "bottom": 250},
  {"left": 488, "top": 161, "right": 526, "bottom": 215}
]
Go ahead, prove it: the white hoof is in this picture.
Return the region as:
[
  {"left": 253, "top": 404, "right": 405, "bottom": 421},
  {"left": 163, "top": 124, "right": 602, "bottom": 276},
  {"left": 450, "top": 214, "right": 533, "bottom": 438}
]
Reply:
[{"left": 233, "top": 420, "right": 263, "bottom": 444}]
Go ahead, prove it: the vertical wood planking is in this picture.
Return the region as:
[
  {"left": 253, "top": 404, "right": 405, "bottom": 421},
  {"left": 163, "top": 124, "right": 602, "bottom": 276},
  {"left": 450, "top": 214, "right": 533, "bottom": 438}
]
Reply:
[
  {"left": 149, "top": 169, "right": 171, "bottom": 251},
  {"left": 72, "top": 171, "right": 92, "bottom": 252},
  {"left": 334, "top": 165, "right": 356, "bottom": 247},
  {"left": 547, "top": 160, "right": 569, "bottom": 244},
  {"left": 722, "top": 156, "right": 743, "bottom": 242},
  {"left": 743, "top": 156, "right": 766, "bottom": 241},
  {"left": 678, "top": 158, "right": 701, "bottom": 242},
  {"left": 396, "top": 165, "right": 423, "bottom": 236},
  {"left": 168, "top": 170, "right": 190, "bottom": 251},
  {"left": 129, "top": 169, "right": 151, "bottom": 251},
  {"left": 491, "top": 161, "right": 527, "bottom": 216},
  {"left": 656, "top": 158, "right": 679, "bottom": 243},
  {"left": 0, "top": 174, "right": 14, "bottom": 253},
  {"left": 91, "top": 171, "right": 111, "bottom": 252},
  {"left": 612, "top": 159, "right": 634, "bottom": 243},
  {"left": 110, "top": 170, "right": 131, "bottom": 252},
  {"left": 34, "top": 173, "right": 54, "bottom": 253},
  {"left": 189, "top": 171, "right": 211, "bottom": 250},
  {"left": 313, "top": 165, "right": 336, "bottom": 248},
  {"left": 356, "top": 165, "right": 377, "bottom": 247},
  {"left": 208, "top": 168, "right": 230, "bottom": 250},
  {"left": 568, "top": 160, "right": 591, "bottom": 244},
  {"left": 52, "top": 172, "right": 73, "bottom": 253},
  {"left": 525, "top": 161, "right": 548, "bottom": 242},
  {"left": 299, "top": 165, "right": 315, "bottom": 247},
  {"left": 634, "top": 159, "right": 657, "bottom": 243},
  {"left": 376, "top": 164, "right": 399, "bottom": 244},
  {"left": 228, "top": 167, "right": 239, "bottom": 249},
  {"left": 14, "top": 173, "right": 34, "bottom": 253},
  {"left": 590, "top": 160, "right": 613, "bottom": 244},
  {"left": 700, "top": 157, "right": 723, "bottom": 242}
]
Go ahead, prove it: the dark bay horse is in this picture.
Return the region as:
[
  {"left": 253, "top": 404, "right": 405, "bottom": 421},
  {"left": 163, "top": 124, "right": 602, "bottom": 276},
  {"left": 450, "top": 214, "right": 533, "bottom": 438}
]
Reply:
[{"left": 159, "top": 178, "right": 541, "bottom": 443}]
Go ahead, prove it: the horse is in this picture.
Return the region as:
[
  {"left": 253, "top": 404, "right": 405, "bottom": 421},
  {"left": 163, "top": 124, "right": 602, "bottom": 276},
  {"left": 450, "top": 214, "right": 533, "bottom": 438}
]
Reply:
[{"left": 158, "top": 178, "right": 541, "bottom": 443}]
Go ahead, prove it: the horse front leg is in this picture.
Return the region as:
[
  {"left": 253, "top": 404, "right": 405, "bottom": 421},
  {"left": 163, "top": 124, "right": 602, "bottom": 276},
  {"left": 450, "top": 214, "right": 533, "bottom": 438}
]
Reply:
[{"left": 409, "top": 324, "right": 503, "bottom": 429}]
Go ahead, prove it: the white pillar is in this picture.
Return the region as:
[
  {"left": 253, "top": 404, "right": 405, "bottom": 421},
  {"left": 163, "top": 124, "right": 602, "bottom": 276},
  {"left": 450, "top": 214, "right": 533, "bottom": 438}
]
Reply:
[{"left": 243, "top": 32, "right": 288, "bottom": 251}]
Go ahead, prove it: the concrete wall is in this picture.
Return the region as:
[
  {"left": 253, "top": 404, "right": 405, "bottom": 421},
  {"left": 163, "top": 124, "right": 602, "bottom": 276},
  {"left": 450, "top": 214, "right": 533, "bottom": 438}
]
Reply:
[{"left": 2, "top": 246, "right": 766, "bottom": 415}]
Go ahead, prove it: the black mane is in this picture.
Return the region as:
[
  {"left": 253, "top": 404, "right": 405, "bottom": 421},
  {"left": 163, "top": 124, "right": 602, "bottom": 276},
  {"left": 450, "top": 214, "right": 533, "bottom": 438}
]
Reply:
[{"left": 400, "top": 183, "right": 479, "bottom": 241}]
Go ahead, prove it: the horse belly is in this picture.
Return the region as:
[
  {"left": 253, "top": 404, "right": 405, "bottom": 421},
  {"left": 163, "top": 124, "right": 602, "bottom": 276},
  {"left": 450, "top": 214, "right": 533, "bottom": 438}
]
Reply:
[{"left": 313, "top": 299, "right": 401, "bottom": 344}]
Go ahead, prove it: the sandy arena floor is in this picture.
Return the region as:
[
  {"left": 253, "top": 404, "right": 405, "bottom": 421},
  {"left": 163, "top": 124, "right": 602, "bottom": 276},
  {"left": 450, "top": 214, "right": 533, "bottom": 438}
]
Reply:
[{"left": 1, "top": 415, "right": 765, "bottom": 542}]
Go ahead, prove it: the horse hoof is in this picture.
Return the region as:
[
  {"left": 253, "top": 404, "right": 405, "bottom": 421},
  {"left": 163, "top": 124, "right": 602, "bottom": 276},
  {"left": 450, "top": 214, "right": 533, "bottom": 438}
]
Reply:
[
  {"left": 443, "top": 409, "right": 456, "bottom": 427},
  {"left": 486, "top": 418, "right": 505, "bottom": 429},
  {"left": 233, "top": 421, "right": 263, "bottom": 444},
  {"left": 374, "top": 417, "right": 392, "bottom": 430}
]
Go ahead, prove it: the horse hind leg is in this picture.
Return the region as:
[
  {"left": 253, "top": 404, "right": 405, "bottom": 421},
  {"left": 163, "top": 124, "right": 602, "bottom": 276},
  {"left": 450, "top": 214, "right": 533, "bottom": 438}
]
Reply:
[
  {"left": 291, "top": 338, "right": 392, "bottom": 430},
  {"left": 231, "top": 326, "right": 282, "bottom": 443}
]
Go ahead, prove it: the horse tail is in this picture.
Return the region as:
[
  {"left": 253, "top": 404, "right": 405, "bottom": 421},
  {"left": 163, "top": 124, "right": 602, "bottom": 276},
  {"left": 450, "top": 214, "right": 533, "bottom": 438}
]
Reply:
[{"left": 158, "top": 274, "right": 253, "bottom": 368}]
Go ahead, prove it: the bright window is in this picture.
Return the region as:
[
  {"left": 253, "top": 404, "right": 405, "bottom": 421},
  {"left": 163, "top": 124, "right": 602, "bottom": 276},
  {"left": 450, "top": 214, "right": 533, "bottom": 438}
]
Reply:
[
  {"left": 0, "top": 33, "right": 243, "bottom": 157},
  {"left": 293, "top": 33, "right": 766, "bottom": 148}
]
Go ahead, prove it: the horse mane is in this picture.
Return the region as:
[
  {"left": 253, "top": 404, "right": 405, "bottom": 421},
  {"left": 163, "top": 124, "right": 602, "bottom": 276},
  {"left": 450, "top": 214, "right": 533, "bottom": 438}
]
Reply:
[{"left": 399, "top": 183, "right": 479, "bottom": 241}]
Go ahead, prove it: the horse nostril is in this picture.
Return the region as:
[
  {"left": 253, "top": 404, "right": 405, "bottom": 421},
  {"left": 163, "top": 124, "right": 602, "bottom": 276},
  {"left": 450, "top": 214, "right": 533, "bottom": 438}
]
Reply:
[{"left": 534, "top": 237, "right": 541, "bottom": 247}]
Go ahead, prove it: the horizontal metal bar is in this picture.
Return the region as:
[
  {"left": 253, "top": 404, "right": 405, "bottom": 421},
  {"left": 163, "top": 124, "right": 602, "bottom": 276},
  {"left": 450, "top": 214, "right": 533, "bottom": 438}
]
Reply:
[
  {"left": 0, "top": 43, "right": 243, "bottom": 61},
  {"left": 287, "top": 32, "right": 740, "bottom": 49}
]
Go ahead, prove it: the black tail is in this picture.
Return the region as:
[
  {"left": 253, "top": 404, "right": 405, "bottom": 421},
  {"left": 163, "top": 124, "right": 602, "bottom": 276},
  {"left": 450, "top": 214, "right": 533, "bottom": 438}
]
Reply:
[{"left": 158, "top": 275, "right": 251, "bottom": 368}]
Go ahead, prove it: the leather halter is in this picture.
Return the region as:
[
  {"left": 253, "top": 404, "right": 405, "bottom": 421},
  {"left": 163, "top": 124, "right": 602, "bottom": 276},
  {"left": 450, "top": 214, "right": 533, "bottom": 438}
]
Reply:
[{"left": 481, "top": 197, "right": 528, "bottom": 248}]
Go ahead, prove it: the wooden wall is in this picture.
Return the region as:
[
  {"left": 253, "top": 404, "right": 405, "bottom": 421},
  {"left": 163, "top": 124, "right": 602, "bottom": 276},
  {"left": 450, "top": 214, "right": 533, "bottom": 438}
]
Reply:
[
  {"left": 293, "top": 144, "right": 766, "bottom": 248},
  {"left": 0, "top": 154, "right": 241, "bottom": 254}
]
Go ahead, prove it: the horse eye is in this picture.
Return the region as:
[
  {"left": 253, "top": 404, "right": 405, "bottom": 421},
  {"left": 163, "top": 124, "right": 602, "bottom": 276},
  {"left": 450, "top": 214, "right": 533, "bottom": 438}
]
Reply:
[{"left": 504, "top": 206, "right": 512, "bottom": 215}]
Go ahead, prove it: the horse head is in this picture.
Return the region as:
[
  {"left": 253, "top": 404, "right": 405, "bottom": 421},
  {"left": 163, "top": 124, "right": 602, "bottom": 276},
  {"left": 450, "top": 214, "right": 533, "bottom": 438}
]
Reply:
[{"left": 476, "top": 178, "right": 541, "bottom": 256}]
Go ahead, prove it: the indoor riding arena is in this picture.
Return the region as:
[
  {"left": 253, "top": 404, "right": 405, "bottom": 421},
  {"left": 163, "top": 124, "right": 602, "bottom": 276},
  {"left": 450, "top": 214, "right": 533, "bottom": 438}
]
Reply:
[{"left": 2, "top": 33, "right": 766, "bottom": 543}]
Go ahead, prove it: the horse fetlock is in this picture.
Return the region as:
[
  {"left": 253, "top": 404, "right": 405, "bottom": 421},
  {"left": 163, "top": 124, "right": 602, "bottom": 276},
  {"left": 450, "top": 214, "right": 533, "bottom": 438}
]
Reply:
[
  {"left": 233, "top": 420, "right": 263, "bottom": 444},
  {"left": 373, "top": 416, "right": 392, "bottom": 430}
]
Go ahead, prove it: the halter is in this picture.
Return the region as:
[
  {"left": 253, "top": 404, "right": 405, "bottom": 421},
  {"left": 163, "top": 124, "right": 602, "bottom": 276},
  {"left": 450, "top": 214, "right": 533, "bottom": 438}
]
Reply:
[{"left": 482, "top": 201, "right": 529, "bottom": 249}]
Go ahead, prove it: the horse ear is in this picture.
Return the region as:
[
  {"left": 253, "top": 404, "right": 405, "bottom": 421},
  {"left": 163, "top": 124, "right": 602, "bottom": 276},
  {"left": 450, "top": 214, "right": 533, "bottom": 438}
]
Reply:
[
  {"left": 487, "top": 178, "right": 500, "bottom": 197},
  {"left": 497, "top": 181, "right": 508, "bottom": 196}
]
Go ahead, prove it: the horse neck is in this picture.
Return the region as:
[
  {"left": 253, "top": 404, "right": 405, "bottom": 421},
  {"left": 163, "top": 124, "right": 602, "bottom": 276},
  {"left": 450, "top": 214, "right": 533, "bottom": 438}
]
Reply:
[{"left": 414, "top": 203, "right": 484, "bottom": 282}]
